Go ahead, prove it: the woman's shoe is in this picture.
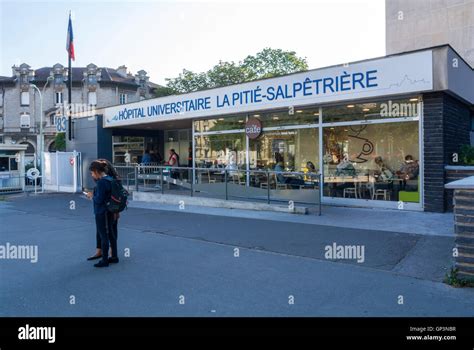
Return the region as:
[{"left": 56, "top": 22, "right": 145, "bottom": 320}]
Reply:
[
  {"left": 87, "top": 254, "right": 102, "bottom": 261},
  {"left": 108, "top": 257, "right": 119, "bottom": 264},
  {"left": 94, "top": 261, "right": 109, "bottom": 268}
]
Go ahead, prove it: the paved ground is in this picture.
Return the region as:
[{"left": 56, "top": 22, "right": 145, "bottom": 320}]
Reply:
[
  {"left": 1, "top": 193, "right": 473, "bottom": 316},
  {"left": 130, "top": 200, "right": 454, "bottom": 237}
]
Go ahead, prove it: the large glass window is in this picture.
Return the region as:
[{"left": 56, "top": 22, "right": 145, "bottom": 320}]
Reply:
[
  {"left": 252, "top": 108, "right": 319, "bottom": 128},
  {"left": 0, "top": 157, "right": 9, "bottom": 172},
  {"left": 323, "top": 121, "right": 420, "bottom": 203},
  {"left": 191, "top": 98, "right": 421, "bottom": 207},
  {"left": 249, "top": 128, "right": 318, "bottom": 173},
  {"left": 194, "top": 115, "right": 246, "bottom": 133},
  {"left": 194, "top": 133, "right": 246, "bottom": 169},
  {"left": 323, "top": 97, "right": 421, "bottom": 123}
]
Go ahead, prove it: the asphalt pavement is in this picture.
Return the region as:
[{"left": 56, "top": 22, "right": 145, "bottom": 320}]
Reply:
[{"left": 1, "top": 193, "right": 473, "bottom": 316}]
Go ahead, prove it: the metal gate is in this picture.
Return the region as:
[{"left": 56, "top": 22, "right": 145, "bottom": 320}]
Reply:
[{"left": 43, "top": 151, "right": 82, "bottom": 193}]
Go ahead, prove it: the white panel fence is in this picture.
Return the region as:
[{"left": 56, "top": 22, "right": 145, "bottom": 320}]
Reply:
[{"left": 43, "top": 151, "right": 82, "bottom": 193}]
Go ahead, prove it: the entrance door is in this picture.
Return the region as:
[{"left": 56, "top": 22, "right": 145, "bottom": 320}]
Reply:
[{"left": 164, "top": 129, "right": 191, "bottom": 166}]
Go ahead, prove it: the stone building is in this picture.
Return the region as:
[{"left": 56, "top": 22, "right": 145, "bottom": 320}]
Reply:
[{"left": 0, "top": 63, "right": 159, "bottom": 167}]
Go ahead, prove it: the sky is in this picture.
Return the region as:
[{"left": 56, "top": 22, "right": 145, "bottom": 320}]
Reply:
[{"left": 0, "top": 0, "right": 386, "bottom": 85}]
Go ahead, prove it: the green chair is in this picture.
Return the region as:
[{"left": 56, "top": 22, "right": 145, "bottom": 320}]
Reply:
[{"left": 398, "top": 178, "right": 420, "bottom": 203}]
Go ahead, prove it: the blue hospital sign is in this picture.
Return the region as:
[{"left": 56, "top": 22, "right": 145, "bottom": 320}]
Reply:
[{"left": 104, "top": 50, "right": 433, "bottom": 128}]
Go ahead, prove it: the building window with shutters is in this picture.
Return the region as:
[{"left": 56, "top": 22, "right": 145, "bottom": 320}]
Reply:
[
  {"left": 119, "top": 93, "right": 127, "bottom": 105},
  {"left": 55, "top": 92, "right": 63, "bottom": 105}
]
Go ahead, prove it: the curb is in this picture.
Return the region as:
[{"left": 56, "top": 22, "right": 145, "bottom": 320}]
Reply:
[{"left": 132, "top": 192, "right": 308, "bottom": 215}]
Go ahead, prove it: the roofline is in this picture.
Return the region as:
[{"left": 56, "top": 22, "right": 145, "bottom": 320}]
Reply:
[{"left": 387, "top": 43, "right": 473, "bottom": 71}]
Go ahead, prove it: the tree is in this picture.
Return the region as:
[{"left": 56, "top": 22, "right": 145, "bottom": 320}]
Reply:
[
  {"left": 242, "top": 48, "right": 308, "bottom": 80},
  {"left": 165, "top": 69, "right": 210, "bottom": 94},
  {"left": 54, "top": 132, "right": 66, "bottom": 151},
  {"left": 153, "top": 85, "right": 177, "bottom": 97},
  {"left": 163, "top": 48, "right": 308, "bottom": 95},
  {"left": 206, "top": 61, "right": 251, "bottom": 88}
]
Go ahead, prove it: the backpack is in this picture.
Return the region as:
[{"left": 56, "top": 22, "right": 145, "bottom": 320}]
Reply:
[{"left": 105, "top": 178, "right": 129, "bottom": 213}]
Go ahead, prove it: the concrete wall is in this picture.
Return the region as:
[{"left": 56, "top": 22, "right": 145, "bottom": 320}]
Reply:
[
  {"left": 386, "top": 0, "right": 474, "bottom": 67},
  {"left": 66, "top": 116, "right": 100, "bottom": 189}
]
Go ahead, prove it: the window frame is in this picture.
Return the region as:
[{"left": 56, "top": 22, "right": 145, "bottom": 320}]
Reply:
[
  {"left": 119, "top": 93, "right": 127, "bottom": 105},
  {"left": 55, "top": 91, "right": 63, "bottom": 105}
]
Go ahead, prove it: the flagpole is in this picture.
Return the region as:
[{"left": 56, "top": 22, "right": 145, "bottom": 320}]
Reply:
[
  {"left": 68, "top": 51, "right": 72, "bottom": 141},
  {"left": 67, "top": 11, "right": 73, "bottom": 141}
]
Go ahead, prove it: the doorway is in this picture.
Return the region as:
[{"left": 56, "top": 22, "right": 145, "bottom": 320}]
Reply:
[{"left": 164, "top": 129, "right": 191, "bottom": 166}]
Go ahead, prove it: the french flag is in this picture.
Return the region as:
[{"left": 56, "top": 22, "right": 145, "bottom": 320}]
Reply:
[{"left": 66, "top": 12, "right": 75, "bottom": 61}]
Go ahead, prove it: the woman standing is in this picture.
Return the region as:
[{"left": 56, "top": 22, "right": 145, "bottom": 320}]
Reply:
[
  {"left": 86, "top": 160, "right": 119, "bottom": 267},
  {"left": 165, "top": 149, "right": 180, "bottom": 179}
]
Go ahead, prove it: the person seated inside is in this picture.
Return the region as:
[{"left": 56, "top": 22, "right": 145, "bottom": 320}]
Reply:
[
  {"left": 372, "top": 156, "right": 395, "bottom": 197},
  {"left": 274, "top": 153, "right": 305, "bottom": 189},
  {"left": 304, "top": 161, "right": 318, "bottom": 183},
  {"left": 224, "top": 150, "right": 238, "bottom": 176},
  {"left": 334, "top": 154, "right": 357, "bottom": 197},
  {"left": 374, "top": 156, "right": 394, "bottom": 183},
  {"left": 335, "top": 154, "right": 356, "bottom": 176},
  {"left": 396, "top": 154, "right": 419, "bottom": 190},
  {"left": 274, "top": 153, "right": 286, "bottom": 184},
  {"left": 306, "top": 161, "right": 316, "bottom": 173}
]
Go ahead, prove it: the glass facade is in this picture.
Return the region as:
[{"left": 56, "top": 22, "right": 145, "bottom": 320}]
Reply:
[
  {"left": 323, "top": 122, "right": 420, "bottom": 203},
  {"left": 106, "top": 97, "right": 423, "bottom": 207},
  {"left": 252, "top": 109, "right": 319, "bottom": 128},
  {"left": 194, "top": 115, "right": 245, "bottom": 133},
  {"left": 323, "top": 97, "right": 421, "bottom": 123},
  {"left": 249, "top": 128, "right": 318, "bottom": 173},
  {"left": 192, "top": 96, "right": 421, "bottom": 207},
  {"left": 194, "top": 133, "right": 246, "bottom": 169}
]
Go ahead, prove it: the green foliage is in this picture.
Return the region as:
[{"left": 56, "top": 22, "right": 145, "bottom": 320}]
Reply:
[
  {"left": 54, "top": 132, "right": 66, "bottom": 152},
  {"left": 444, "top": 267, "right": 474, "bottom": 287},
  {"left": 165, "top": 48, "right": 308, "bottom": 94},
  {"left": 460, "top": 144, "right": 474, "bottom": 165},
  {"left": 153, "top": 85, "right": 177, "bottom": 98},
  {"left": 242, "top": 48, "right": 308, "bottom": 80},
  {"left": 166, "top": 69, "right": 210, "bottom": 94}
]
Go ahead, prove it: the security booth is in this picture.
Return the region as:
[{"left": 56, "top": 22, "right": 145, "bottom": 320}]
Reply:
[
  {"left": 67, "top": 45, "right": 474, "bottom": 212},
  {"left": 0, "top": 144, "right": 27, "bottom": 192}
]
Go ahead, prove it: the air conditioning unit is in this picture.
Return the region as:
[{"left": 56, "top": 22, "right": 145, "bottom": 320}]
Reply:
[{"left": 20, "top": 114, "right": 31, "bottom": 128}]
